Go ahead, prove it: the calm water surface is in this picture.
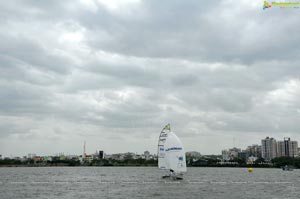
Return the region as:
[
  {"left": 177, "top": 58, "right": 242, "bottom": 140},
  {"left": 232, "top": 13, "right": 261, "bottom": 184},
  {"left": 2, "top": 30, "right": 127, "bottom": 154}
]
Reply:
[{"left": 1, "top": 167, "right": 300, "bottom": 199}]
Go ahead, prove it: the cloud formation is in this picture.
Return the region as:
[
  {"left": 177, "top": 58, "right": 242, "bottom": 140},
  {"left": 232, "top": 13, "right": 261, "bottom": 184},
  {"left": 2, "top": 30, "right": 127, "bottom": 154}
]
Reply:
[{"left": 1, "top": 0, "right": 300, "bottom": 156}]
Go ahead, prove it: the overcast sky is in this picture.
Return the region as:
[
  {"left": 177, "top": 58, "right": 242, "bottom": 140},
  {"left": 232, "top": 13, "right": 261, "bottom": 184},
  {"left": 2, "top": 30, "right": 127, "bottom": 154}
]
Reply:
[{"left": 1, "top": 0, "right": 300, "bottom": 157}]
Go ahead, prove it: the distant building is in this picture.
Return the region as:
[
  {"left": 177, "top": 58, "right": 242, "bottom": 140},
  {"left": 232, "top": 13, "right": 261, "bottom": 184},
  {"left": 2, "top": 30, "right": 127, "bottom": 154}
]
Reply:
[
  {"left": 246, "top": 145, "right": 262, "bottom": 158},
  {"left": 84, "top": 155, "right": 93, "bottom": 163},
  {"left": 28, "top": 154, "right": 37, "bottom": 159},
  {"left": 99, "top": 151, "right": 104, "bottom": 159},
  {"left": 222, "top": 148, "right": 241, "bottom": 161},
  {"left": 261, "top": 137, "right": 277, "bottom": 161},
  {"left": 32, "top": 156, "right": 42, "bottom": 162},
  {"left": 186, "top": 151, "right": 201, "bottom": 159},
  {"left": 111, "top": 153, "right": 126, "bottom": 160},
  {"left": 104, "top": 154, "right": 112, "bottom": 159},
  {"left": 124, "top": 153, "right": 135, "bottom": 160},
  {"left": 222, "top": 150, "right": 230, "bottom": 161},
  {"left": 238, "top": 150, "right": 249, "bottom": 160},
  {"left": 277, "top": 138, "right": 298, "bottom": 157},
  {"left": 289, "top": 139, "right": 298, "bottom": 157}
]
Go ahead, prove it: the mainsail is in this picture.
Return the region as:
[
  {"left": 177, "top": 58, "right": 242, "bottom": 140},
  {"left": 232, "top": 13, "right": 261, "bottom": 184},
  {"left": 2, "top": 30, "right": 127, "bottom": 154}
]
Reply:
[
  {"left": 157, "top": 124, "right": 187, "bottom": 174},
  {"left": 157, "top": 124, "right": 170, "bottom": 170}
]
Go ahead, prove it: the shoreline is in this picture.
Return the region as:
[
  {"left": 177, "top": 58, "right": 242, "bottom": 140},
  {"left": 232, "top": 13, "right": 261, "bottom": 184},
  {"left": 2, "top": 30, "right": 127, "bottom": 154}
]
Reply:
[{"left": 0, "top": 165, "right": 280, "bottom": 168}]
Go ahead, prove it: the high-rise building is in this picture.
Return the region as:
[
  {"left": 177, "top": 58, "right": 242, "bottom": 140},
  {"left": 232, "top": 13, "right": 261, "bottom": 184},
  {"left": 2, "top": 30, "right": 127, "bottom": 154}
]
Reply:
[
  {"left": 277, "top": 138, "right": 298, "bottom": 157},
  {"left": 99, "top": 150, "right": 104, "bottom": 159},
  {"left": 261, "top": 137, "right": 277, "bottom": 161},
  {"left": 289, "top": 140, "right": 298, "bottom": 157},
  {"left": 246, "top": 144, "right": 262, "bottom": 158},
  {"left": 277, "top": 141, "right": 285, "bottom": 157},
  {"left": 222, "top": 150, "right": 230, "bottom": 161}
]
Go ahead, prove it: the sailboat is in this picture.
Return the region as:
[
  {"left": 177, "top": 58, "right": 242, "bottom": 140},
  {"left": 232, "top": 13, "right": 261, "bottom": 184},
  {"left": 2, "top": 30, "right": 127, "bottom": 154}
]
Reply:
[{"left": 157, "top": 124, "right": 187, "bottom": 180}]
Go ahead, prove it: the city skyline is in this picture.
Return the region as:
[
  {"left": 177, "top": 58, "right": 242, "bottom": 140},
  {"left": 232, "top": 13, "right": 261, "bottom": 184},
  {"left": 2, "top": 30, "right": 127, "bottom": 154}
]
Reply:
[
  {"left": 1, "top": 1, "right": 300, "bottom": 157},
  {"left": 2, "top": 135, "right": 300, "bottom": 158}
]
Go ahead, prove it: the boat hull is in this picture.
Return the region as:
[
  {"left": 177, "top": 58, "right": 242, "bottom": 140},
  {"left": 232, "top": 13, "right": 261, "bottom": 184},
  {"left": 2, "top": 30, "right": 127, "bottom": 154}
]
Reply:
[{"left": 162, "top": 173, "right": 184, "bottom": 180}]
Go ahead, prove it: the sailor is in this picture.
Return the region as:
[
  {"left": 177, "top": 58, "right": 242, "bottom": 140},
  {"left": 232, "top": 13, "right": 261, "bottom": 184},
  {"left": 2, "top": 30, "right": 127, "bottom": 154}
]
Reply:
[{"left": 170, "top": 169, "right": 175, "bottom": 176}]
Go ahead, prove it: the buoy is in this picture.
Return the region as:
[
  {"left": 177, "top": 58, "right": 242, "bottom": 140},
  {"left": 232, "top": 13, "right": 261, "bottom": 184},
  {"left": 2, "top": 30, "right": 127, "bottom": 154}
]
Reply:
[{"left": 248, "top": 168, "right": 253, "bottom": 173}]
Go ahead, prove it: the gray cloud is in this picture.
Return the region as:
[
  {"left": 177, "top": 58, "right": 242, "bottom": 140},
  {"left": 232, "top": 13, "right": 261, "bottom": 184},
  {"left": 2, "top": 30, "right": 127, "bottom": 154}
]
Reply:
[
  {"left": 76, "top": 0, "right": 300, "bottom": 64},
  {"left": 1, "top": 0, "right": 300, "bottom": 156}
]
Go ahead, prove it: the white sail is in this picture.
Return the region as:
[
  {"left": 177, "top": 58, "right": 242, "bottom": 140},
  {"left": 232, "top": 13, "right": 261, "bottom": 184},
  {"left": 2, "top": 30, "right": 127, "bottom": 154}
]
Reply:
[
  {"left": 157, "top": 124, "right": 187, "bottom": 174},
  {"left": 164, "top": 131, "right": 187, "bottom": 173}
]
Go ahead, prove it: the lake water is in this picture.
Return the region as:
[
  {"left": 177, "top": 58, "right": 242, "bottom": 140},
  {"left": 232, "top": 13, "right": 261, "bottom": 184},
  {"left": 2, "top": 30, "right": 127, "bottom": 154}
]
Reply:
[{"left": 0, "top": 167, "right": 300, "bottom": 199}]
